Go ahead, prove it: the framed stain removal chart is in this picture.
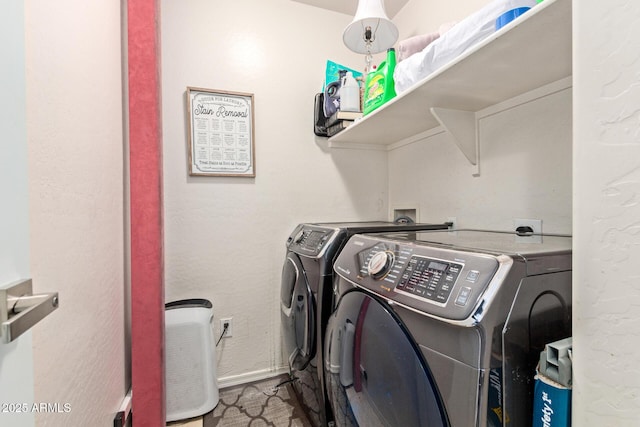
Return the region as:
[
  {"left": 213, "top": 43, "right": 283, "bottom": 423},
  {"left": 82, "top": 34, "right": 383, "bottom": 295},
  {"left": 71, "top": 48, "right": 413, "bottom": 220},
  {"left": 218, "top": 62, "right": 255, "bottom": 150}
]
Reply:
[{"left": 186, "top": 87, "right": 255, "bottom": 177}]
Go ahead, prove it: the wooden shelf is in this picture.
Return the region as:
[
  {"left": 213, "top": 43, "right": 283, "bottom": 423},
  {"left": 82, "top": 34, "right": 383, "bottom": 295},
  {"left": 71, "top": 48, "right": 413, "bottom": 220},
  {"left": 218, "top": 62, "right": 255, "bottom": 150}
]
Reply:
[{"left": 328, "top": 0, "right": 572, "bottom": 155}]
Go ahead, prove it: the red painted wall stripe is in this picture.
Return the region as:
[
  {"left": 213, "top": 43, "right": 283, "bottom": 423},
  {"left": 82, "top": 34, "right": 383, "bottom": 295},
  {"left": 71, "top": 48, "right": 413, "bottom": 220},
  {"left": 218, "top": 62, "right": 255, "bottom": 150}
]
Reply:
[{"left": 128, "top": 0, "right": 165, "bottom": 424}]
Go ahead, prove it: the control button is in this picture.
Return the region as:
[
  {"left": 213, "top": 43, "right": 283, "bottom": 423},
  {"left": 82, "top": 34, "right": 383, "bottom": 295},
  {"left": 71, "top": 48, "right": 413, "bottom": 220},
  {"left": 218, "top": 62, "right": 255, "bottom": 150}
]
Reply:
[
  {"left": 455, "top": 287, "right": 472, "bottom": 306},
  {"left": 293, "top": 230, "right": 305, "bottom": 244},
  {"left": 435, "top": 292, "right": 448, "bottom": 302},
  {"left": 367, "top": 251, "right": 395, "bottom": 280},
  {"left": 413, "top": 288, "right": 426, "bottom": 297},
  {"left": 466, "top": 270, "right": 480, "bottom": 283}
]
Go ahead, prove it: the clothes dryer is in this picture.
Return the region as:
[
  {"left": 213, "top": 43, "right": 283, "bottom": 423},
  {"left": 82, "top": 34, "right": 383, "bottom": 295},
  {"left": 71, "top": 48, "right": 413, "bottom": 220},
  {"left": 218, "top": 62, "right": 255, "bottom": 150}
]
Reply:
[
  {"left": 280, "top": 221, "right": 451, "bottom": 427},
  {"left": 325, "top": 229, "right": 572, "bottom": 427}
]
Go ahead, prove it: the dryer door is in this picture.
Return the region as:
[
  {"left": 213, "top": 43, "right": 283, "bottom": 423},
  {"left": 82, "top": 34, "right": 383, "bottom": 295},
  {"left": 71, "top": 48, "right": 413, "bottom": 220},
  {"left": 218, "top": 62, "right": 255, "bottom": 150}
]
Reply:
[
  {"left": 280, "top": 253, "right": 315, "bottom": 371},
  {"left": 325, "top": 290, "right": 449, "bottom": 427}
]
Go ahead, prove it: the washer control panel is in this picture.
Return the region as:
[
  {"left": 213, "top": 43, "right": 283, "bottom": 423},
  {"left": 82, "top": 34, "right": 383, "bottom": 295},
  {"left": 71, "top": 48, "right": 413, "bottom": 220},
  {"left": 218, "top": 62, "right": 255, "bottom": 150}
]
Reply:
[
  {"left": 397, "top": 256, "right": 463, "bottom": 304},
  {"left": 335, "top": 234, "right": 503, "bottom": 320}
]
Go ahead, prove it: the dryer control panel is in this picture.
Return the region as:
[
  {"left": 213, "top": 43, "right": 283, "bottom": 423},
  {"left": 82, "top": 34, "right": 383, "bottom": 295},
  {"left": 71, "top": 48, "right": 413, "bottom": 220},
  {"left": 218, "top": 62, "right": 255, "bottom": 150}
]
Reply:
[
  {"left": 286, "top": 225, "right": 339, "bottom": 258},
  {"left": 335, "top": 234, "right": 504, "bottom": 321}
]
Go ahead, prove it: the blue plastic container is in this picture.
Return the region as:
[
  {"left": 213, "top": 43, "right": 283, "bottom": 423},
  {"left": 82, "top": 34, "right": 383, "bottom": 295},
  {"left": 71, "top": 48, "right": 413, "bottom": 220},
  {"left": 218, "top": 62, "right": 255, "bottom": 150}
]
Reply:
[{"left": 495, "top": 7, "right": 530, "bottom": 30}]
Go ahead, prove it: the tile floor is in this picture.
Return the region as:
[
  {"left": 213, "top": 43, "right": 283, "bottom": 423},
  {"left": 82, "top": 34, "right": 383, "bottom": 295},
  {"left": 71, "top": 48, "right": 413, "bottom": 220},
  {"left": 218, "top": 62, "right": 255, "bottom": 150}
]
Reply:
[{"left": 167, "top": 374, "right": 312, "bottom": 427}]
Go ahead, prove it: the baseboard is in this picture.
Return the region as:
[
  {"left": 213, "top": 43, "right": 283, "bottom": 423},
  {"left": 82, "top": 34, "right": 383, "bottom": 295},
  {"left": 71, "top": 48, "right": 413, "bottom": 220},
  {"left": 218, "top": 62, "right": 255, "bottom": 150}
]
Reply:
[{"left": 217, "top": 366, "right": 289, "bottom": 389}]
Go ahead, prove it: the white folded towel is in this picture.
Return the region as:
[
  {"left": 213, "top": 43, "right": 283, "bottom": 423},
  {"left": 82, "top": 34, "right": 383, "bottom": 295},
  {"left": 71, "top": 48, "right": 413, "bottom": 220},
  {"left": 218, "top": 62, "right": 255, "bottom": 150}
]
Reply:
[{"left": 397, "top": 32, "right": 440, "bottom": 62}]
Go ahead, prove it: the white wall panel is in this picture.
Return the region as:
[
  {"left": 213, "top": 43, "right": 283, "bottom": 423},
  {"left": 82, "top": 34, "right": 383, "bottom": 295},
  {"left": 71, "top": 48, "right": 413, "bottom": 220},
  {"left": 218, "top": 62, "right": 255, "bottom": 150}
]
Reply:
[
  {"left": 573, "top": 0, "right": 640, "bottom": 424},
  {"left": 388, "top": 88, "right": 572, "bottom": 233},
  {"left": 25, "top": 1, "right": 126, "bottom": 424},
  {"left": 161, "top": 0, "right": 388, "bottom": 383}
]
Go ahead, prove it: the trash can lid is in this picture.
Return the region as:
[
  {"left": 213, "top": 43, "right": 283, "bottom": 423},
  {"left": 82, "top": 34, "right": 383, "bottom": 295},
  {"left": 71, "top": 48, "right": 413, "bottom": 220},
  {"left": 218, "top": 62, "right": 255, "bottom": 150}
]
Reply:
[{"left": 165, "top": 298, "right": 212, "bottom": 310}]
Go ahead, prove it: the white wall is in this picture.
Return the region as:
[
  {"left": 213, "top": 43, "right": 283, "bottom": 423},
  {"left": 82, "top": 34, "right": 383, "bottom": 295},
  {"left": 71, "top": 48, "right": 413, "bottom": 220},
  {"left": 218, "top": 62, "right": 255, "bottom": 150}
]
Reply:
[
  {"left": 161, "top": 0, "right": 388, "bottom": 385},
  {"left": 395, "top": 0, "right": 490, "bottom": 37},
  {"left": 388, "top": 88, "right": 573, "bottom": 232},
  {"left": 573, "top": 0, "right": 640, "bottom": 424},
  {"left": 25, "top": 1, "right": 127, "bottom": 425}
]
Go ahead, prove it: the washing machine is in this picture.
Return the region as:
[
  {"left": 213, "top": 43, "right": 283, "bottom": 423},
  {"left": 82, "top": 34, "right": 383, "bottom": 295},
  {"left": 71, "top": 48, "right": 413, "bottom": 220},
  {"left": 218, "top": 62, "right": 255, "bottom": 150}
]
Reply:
[
  {"left": 280, "top": 221, "right": 452, "bottom": 427},
  {"left": 324, "top": 229, "right": 572, "bottom": 427}
]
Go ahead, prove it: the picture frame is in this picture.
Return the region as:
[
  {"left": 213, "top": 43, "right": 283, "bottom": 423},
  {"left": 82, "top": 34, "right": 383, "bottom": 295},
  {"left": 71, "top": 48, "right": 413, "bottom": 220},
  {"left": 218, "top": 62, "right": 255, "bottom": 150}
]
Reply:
[{"left": 186, "top": 87, "right": 255, "bottom": 177}]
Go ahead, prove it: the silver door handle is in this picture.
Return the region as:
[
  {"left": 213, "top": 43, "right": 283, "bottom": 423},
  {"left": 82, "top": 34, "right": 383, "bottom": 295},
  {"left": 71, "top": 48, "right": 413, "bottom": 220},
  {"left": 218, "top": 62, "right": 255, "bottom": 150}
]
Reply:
[{"left": 1, "top": 279, "right": 59, "bottom": 344}]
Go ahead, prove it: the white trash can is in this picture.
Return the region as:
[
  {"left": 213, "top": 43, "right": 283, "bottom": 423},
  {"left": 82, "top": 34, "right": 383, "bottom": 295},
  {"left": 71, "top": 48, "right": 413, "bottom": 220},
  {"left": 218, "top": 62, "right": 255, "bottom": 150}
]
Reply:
[{"left": 165, "top": 299, "right": 219, "bottom": 422}]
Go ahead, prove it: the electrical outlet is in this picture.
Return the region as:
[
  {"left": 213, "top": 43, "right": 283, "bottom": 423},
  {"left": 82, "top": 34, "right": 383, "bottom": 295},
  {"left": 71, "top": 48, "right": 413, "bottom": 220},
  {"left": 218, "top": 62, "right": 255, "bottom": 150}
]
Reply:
[{"left": 220, "top": 317, "right": 233, "bottom": 338}]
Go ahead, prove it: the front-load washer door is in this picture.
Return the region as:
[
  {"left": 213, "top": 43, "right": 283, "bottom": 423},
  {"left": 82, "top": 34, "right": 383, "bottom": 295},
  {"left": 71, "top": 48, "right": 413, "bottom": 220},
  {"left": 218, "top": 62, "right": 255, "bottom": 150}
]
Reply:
[
  {"left": 280, "top": 253, "right": 316, "bottom": 372},
  {"left": 325, "top": 290, "right": 449, "bottom": 427}
]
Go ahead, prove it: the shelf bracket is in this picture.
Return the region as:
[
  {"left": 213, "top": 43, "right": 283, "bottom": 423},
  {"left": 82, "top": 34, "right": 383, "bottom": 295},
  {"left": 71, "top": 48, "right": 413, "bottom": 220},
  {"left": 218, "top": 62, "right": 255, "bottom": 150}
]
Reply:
[{"left": 430, "top": 107, "right": 480, "bottom": 176}]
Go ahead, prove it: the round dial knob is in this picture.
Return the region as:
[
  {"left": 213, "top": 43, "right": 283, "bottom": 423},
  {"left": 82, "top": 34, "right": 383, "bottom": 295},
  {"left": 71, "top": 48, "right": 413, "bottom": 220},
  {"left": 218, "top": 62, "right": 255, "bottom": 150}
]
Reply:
[{"left": 367, "top": 251, "right": 394, "bottom": 279}]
